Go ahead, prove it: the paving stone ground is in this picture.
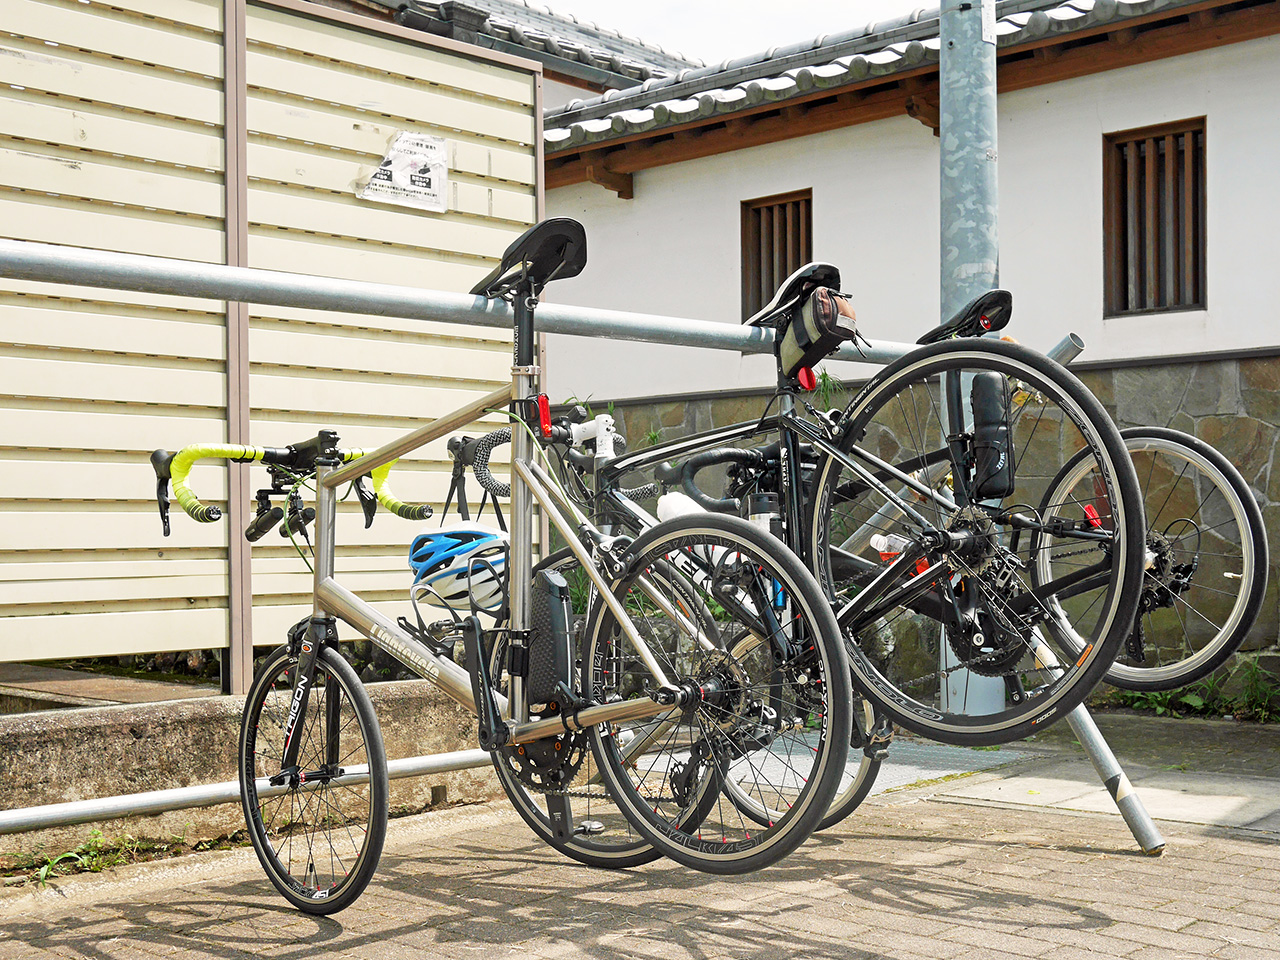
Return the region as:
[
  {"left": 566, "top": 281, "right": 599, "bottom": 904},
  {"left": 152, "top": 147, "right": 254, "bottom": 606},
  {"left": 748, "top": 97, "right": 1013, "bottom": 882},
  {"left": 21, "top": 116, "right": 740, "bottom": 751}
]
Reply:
[{"left": 3, "top": 742, "right": 1277, "bottom": 960}]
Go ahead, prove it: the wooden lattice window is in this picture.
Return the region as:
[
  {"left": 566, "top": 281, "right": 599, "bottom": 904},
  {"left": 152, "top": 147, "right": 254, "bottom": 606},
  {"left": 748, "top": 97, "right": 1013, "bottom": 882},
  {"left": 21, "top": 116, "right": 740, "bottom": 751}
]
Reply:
[
  {"left": 742, "top": 190, "right": 812, "bottom": 320},
  {"left": 1104, "top": 119, "right": 1205, "bottom": 316}
]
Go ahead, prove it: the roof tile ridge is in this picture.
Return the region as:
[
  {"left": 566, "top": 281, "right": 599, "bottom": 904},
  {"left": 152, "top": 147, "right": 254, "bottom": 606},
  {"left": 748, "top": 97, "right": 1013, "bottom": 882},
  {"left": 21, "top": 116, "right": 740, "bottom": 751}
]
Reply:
[
  {"left": 544, "top": 7, "right": 949, "bottom": 125},
  {"left": 483, "top": 0, "right": 704, "bottom": 66}
]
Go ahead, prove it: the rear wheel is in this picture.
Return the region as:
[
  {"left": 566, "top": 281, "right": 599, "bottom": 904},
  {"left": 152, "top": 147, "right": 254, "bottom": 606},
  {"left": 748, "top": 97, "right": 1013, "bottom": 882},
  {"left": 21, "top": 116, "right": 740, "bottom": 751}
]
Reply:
[
  {"left": 490, "top": 549, "right": 660, "bottom": 869},
  {"left": 584, "top": 514, "right": 852, "bottom": 874},
  {"left": 817, "top": 697, "right": 883, "bottom": 831},
  {"left": 809, "top": 339, "right": 1145, "bottom": 745},
  {"left": 239, "top": 644, "right": 387, "bottom": 914}
]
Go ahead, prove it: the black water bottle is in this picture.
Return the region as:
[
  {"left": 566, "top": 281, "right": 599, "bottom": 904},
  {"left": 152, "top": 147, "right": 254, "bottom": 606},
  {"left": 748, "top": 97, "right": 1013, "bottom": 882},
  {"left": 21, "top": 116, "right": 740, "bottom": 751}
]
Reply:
[{"left": 970, "top": 372, "right": 1015, "bottom": 499}]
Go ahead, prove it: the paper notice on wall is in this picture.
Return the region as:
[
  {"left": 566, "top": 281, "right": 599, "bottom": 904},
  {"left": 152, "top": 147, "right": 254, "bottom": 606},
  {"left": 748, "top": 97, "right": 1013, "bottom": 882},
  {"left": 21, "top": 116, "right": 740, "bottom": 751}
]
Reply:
[
  {"left": 982, "top": 0, "right": 997, "bottom": 44},
  {"left": 357, "top": 133, "right": 449, "bottom": 213}
]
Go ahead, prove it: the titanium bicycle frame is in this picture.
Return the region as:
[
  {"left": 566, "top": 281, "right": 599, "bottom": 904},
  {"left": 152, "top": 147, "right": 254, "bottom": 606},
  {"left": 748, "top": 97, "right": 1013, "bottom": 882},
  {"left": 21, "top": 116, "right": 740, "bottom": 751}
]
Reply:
[{"left": 275, "top": 296, "right": 683, "bottom": 777}]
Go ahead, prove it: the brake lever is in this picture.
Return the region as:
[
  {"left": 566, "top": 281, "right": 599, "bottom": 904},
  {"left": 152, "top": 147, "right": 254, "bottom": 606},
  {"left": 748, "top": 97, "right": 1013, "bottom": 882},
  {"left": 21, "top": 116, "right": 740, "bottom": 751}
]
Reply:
[
  {"left": 155, "top": 478, "right": 171, "bottom": 537},
  {"left": 149, "top": 448, "right": 175, "bottom": 537},
  {"left": 354, "top": 476, "right": 377, "bottom": 528}
]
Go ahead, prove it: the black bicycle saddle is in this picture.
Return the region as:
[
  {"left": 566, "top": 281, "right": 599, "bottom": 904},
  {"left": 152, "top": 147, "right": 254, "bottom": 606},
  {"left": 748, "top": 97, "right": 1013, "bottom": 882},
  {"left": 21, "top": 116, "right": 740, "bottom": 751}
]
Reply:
[
  {"left": 916, "top": 289, "right": 1013, "bottom": 344},
  {"left": 744, "top": 261, "right": 841, "bottom": 327},
  {"left": 470, "top": 218, "right": 587, "bottom": 298}
]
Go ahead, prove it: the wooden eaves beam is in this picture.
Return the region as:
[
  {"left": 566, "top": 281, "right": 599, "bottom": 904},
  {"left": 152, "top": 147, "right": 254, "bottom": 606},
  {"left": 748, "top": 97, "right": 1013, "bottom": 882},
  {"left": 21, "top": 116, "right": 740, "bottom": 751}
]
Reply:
[
  {"left": 581, "top": 150, "right": 634, "bottom": 199},
  {"left": 547, "top": 0, "right": 1280, "bottom": 190}
]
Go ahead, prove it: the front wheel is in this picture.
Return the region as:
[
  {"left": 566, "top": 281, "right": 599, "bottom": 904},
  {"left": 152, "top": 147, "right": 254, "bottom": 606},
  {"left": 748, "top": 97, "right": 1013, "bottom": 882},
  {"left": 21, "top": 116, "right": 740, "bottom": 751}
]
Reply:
[
  {"left": 1042, "top": 427, "right": 1267, "bottom": 692},
  {"left": 584, "top": 513, "right": 852, "bottom": 874},
  {"left": 239, "top": 644, "right": 388, "bottom": 914}
]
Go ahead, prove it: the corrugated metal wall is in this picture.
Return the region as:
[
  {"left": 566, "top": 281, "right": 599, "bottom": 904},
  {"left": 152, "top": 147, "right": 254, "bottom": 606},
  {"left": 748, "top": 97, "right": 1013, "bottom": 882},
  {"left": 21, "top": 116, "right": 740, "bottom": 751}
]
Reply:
[{"left": 0, "top": 0, "right": 538, "bottom": 663}]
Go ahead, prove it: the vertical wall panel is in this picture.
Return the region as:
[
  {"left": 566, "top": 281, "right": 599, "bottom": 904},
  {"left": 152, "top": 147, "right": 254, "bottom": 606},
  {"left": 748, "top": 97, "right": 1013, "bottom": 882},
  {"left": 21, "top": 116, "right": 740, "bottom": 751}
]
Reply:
[
  {"left": 242, "top": 3, "right": 536, "bottom": 646},
  {"left": 0, "top": 0, "right": 539, "bottom": 662},
  {"left": 0, "top": 0, "right": 230, "bottom": 661}
]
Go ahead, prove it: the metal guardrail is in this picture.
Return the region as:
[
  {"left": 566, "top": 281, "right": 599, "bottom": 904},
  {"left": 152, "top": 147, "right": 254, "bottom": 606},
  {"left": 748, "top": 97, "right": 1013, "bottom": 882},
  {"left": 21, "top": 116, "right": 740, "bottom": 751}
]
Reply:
[
  {"left": 0, "top": 239, "right": 909, "bottom": 365},
  {"left": 0, "top": 238, "right": 1159, "bottom": 854},
  {"left": 0, "top": 750, "right": 491, "bottom": 835}
]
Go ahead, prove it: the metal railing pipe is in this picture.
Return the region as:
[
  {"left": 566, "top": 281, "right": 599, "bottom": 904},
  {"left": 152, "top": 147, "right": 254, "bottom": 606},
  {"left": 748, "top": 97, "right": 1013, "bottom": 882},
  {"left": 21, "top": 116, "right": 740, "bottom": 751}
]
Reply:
[
  {"left": 0, "top": 239, "right": 904, "bottom": 364},
  {"left": 0, "top": 749, "right": 492, "bottom": 836}
]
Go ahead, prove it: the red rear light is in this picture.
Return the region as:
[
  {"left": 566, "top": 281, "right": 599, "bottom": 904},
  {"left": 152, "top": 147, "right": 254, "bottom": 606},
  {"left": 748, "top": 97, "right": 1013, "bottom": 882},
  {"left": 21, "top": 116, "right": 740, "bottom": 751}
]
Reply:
[
  {"left": 980, "top": 314, "right": 992, "bottom": 330},
  {"left": 797, "top": 367, "right": 817, "bottom": 392},
  {"left": 536, "top": 394, "right": 553, "bottom": 438}
]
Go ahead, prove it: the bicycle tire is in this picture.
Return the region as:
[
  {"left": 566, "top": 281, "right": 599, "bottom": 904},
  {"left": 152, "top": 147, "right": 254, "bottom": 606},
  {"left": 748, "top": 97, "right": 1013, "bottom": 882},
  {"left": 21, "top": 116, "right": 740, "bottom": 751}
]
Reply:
[
  {"left": 583, "top": 513, "right": 853, "bottom": 874},
  {"left": 809, "top": 338, "right": 1145, "bottom": 745},
  {"left": 816, "top": 696, "right": 882, "bottom": 831},
  {"left": 239, "top": 643, "right": 388, "bottom": 914},
  {"left": 491, "top": 549, "right": 661, "bottom": 869},
  {"left": 1041, "top": 426, "right": 1267, "bottom": 692}
]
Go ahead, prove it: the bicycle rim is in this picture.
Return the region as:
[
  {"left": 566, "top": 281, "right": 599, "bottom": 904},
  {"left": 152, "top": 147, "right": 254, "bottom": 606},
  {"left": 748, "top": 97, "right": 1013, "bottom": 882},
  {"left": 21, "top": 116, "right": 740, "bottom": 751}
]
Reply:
[
  {"left": 720, "top": 632, "right": 881, "bottom": 832},
  {"left": 809, "top": 338, "right": 1144, "bottom": 745},
  {"left": 239, "top": 644, "right": 388, "bottom": 914},
  {"left": 585, "top": 514, "right": 852, "bottom": 874},
  {"left": 1042, "top": 427, "right": 1267, "bottom": 691}
]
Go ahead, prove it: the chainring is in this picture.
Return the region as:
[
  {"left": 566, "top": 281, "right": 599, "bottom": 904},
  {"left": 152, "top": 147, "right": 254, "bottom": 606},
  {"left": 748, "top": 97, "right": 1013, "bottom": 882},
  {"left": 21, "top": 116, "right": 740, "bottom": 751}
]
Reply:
[
  {"left": 498, "top": 725, "right": 589, "bottom": 794},
  {"left": 946, "top": 570, "right": 1033, "bottom": 678}
]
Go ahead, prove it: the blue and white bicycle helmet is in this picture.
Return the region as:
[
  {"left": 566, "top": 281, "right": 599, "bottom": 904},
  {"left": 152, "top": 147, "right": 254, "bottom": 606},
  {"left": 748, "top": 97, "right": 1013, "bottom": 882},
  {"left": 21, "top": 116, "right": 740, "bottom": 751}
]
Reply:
[{"left": 408, "top": 523, "right": 508, "bottom": 612}]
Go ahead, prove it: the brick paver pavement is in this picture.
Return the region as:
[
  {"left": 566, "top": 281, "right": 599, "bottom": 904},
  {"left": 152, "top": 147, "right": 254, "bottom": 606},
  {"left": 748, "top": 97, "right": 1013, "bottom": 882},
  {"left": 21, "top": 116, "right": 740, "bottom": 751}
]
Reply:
[{"left": 2, "top": 789, "right": 1277, "bottom": 960}]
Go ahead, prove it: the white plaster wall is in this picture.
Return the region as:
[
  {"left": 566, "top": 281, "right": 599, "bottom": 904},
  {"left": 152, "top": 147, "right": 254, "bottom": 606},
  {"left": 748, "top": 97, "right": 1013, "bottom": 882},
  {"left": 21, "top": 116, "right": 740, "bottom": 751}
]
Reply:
[
  {"left": 544, "top": 77, "right": 597, "bottom": 110},
  {"left": 544, "top": 35, "right": 1280, "bottom": 403}
]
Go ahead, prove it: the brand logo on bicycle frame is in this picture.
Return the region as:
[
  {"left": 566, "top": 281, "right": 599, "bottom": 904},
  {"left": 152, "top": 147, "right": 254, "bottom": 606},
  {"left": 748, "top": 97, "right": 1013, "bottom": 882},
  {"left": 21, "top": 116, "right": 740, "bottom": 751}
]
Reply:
[{"left": 285, "top": 674, "right": 309, "bottom": 744}]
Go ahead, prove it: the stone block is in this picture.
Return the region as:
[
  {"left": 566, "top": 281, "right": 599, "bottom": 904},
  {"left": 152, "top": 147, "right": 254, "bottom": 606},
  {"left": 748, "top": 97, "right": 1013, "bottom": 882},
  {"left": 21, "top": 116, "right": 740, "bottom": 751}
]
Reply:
[
  {"left": 1199, "top": 416, "right": 1272, "bottom": 488},
  {"left": 657, "top": 401, "right": 685, "bottom": 429},
  {"left": 1074, "top": 368, "right": 1114, "bottom": 411},
  {"left": 1114, "top": 364, "right": 1192, "bottom": 428},
  {"left": 710, "top": 394, "right": 769, "bottom": 427},
  {"left": 1181, "top": 361, "right": 1240, "bottom": 418}
]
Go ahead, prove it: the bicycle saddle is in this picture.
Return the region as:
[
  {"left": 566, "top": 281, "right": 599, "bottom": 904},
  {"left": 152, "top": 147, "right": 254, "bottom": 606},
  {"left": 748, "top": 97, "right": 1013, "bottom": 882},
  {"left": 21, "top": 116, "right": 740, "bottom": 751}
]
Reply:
[
  {"left": 744, "top": 261, "right": 841, "bottom": 328},
  {"left": 470, "top": 218, "right": 587, "bottom": 298},
  {"left": 916, "top": 289, "right": 1013, "bottom": 344}
]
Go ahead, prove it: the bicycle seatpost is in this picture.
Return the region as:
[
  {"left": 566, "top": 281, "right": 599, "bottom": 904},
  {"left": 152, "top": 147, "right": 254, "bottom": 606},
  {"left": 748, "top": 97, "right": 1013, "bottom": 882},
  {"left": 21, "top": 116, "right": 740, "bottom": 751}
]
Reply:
[{"left": 506, "top": 276, "right": 537, "bottom": 726}]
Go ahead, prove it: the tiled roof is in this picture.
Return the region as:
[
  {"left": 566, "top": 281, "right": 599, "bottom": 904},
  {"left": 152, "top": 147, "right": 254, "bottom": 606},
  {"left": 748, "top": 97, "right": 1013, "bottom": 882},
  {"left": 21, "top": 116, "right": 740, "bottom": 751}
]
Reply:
[
  {"left": 544, "top": 0, "right": 1213, "bottom": 152},
  {"left": 391, "top": 0, "right": 702, "bottom": 84}
]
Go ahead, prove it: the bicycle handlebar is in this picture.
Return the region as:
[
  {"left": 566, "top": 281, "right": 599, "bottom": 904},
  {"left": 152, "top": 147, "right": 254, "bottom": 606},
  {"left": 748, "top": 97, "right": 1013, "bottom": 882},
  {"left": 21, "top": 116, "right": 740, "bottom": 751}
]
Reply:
[
  {"left": 472, "top": 428, "right": 513, "bottom": 498},
  {"left": 150, "top": 443, "right": 432, "bottom": 533},
  {"left": 669, "top": 448, "right": 765, "bottom": 514}
]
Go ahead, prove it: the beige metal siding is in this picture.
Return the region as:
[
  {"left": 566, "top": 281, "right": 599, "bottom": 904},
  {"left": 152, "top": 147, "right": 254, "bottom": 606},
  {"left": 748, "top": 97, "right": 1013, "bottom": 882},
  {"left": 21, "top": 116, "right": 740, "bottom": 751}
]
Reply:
[
  {"left": 0, "top": 0, "right": 230, "bottom": 661},
  {"left": 244, "top": 4, "right": 535, "bottom": 645},
  {"left": 0, "top": 0, "right": 538, "bottom": 662}
]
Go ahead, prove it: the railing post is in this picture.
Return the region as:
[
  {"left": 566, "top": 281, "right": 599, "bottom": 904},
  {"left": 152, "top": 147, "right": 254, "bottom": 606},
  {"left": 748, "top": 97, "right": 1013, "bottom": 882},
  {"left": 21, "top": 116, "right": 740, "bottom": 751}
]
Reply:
[{"left": 222, "top": 0, "right": 253, "bottom": 696}]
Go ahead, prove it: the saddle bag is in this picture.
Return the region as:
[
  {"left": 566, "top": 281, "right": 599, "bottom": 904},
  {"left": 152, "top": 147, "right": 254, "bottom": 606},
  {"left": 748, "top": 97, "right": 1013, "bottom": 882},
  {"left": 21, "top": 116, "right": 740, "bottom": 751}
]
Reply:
[{"left": 779, "top": 287, "right": 858, "bottom": 379}]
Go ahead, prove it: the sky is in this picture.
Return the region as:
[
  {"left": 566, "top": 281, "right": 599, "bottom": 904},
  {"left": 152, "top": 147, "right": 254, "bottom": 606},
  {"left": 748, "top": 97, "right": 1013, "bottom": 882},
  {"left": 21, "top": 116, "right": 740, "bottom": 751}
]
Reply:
[{"left": 539, "top": 1, "right": 937, "bottom": 65}]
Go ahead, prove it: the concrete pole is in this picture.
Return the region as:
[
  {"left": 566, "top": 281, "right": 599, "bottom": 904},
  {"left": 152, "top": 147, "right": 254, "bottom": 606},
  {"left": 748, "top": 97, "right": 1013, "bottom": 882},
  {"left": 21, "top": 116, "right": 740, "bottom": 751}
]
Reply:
[{"left": 939, "top": 0, "right": 1005, "bottom": 712}]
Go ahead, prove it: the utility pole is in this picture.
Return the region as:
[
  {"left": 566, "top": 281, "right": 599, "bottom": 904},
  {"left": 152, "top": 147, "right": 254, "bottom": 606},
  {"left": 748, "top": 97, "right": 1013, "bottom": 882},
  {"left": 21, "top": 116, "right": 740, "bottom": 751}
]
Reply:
[{"left": 938, "top": 0, "right": 1004, "bottom": 712}]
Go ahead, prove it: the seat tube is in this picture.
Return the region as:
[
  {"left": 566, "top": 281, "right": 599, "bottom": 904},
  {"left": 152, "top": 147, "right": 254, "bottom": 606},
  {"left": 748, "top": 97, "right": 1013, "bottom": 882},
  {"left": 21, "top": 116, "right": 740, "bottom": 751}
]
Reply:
[
  {"left": 777, "top": 392, "right": 806, "bottom": 559},
  {"left": 507, "top": 288, "right": 536, "bottom": 724}
]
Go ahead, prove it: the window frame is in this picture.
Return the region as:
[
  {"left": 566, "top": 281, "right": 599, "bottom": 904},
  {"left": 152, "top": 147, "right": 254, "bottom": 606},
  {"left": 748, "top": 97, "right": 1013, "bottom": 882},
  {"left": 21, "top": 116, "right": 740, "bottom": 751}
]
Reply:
[
  {"left": 741, "top": 189, "right": 813, "bottom": 321},
  {"left": 1103, "top": 117, "right": 1207, "bottom": 318}
]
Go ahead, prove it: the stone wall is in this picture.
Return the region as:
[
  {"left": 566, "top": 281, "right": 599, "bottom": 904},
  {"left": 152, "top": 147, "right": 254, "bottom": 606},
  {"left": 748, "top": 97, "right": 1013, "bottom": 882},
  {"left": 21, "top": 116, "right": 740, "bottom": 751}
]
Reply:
[
  {"left": 603, "top": 353, "right": 1280, "bottom": 678},
  {"left": 0, "top": 682, "right": 498, "bottom": 855}
]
